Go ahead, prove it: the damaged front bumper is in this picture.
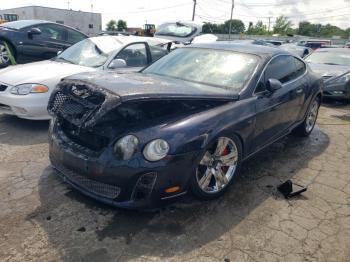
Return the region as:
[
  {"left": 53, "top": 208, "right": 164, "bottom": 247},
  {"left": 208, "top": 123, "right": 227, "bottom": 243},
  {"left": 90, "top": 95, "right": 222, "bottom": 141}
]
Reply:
[{"left": 49, "top": 120, "right": 199, "bottom": 209}]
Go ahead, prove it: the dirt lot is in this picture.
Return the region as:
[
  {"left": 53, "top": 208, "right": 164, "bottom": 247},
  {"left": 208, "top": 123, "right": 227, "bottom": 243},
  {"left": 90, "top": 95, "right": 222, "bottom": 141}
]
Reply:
[{"left": 0, "top": 102, "right": 349, "bottom": 262}]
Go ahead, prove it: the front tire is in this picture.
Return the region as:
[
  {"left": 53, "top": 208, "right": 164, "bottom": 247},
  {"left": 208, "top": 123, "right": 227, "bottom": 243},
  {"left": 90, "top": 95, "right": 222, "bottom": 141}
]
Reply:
[
  {"left": 295, "top": 97, "right": 320, "bottom": 137},
  {"left": 190, "top": 135, "right": 242, "bottom": 200},
  {"left": 0, "top": 41, "right": 12, "bottom": 68}
]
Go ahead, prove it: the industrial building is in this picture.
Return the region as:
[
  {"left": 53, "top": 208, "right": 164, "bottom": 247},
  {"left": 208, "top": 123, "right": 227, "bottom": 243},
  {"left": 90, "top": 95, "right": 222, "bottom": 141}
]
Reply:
[{"left": 0, "top": 6, "right": 102, "bottom": 35}]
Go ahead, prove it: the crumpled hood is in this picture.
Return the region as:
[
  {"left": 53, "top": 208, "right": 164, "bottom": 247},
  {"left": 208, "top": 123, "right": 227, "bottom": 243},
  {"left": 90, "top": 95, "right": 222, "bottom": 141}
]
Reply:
[
  {"left": 0, "top": 60, "right": 94, "bottom": 86},
  {"left": 63, "top": 71, "right": 237, "bottom": 101},
  {"left": 308, "top": 63, "right": 350, "bottom": 78}
]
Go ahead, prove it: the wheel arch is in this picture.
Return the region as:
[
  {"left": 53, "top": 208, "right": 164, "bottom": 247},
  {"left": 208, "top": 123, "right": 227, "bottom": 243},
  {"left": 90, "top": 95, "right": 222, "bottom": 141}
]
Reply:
[{"left": 0, "top": 37, "right": 17, "bottom": 58}]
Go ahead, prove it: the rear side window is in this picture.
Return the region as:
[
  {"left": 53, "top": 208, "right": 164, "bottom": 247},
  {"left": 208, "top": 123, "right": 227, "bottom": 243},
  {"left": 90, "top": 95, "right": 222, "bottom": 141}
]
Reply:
[
  {"left": 67, "top": 28, "right": 86, "bottom": 43},
  {"left": 265, "top": 55, "right": 296, "bottom": 84},
  {"left": 293, "top": 57, "right": 306, "bottom": 78},
  {"left": 149, "top": 46, "right": 168, "bottom": 62}
]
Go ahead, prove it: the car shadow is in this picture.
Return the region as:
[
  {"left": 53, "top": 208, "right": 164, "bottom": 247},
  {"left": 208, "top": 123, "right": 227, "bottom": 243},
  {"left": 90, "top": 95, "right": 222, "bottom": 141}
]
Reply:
[
  {"left": 27, "top": 127, "right": 329, "bottom": 261},
  {"left": 0, "top": 115, "right": 49, "bottom": 145},
  {"left": 322, "top": 98, "right": 350, "bottom": 110}
]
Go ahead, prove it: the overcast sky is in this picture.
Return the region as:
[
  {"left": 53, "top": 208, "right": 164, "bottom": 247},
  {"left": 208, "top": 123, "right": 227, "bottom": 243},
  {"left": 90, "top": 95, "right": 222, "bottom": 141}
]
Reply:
[{"left": 1, "top": 0, "right": 350, "bottom": 29}]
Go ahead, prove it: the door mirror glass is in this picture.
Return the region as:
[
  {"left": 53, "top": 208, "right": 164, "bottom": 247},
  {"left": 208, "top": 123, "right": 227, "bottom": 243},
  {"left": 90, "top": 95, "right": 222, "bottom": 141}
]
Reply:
[
  {"left": 28, "top": 28, "right": 42, "bottom": 36},
  {"left": 109, "top": 58, "right": 127, "bottom": 69},
  {"left": 266, "top": 78, "right": 282, "bottom": 92}
]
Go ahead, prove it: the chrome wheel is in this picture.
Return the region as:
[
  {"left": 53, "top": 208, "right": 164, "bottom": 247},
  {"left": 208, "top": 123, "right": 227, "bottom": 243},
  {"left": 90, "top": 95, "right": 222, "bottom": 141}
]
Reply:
[
  {"left": 0, "top": 43, "right": 10, "bottom": 65},
  {"left": 196, "top": 137, "right": 238, "bottom": 194},
  {"left": 306, "top": 100, "right": 319, "bottom": 133}
]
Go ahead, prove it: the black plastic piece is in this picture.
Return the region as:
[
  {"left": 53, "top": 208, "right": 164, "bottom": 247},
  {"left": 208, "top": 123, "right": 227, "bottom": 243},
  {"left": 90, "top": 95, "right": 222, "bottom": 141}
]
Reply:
[{"left": 277, "top": 180, "right": 307, "bottom": 198}]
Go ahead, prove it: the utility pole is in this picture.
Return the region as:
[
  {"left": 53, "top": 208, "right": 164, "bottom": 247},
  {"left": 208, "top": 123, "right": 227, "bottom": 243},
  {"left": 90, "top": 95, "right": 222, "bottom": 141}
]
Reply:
[
  {"left": 228, "top": 0, "right": 234, "bottom": 40},
  {"left": 268, "top": 17, "right": 271, "bottom": 33},
  {"left": 67, "top": 1, "right": 70, "bottom": 10},
  {"left": 192, "top": 0, "right": 197, "bottom": 21}
]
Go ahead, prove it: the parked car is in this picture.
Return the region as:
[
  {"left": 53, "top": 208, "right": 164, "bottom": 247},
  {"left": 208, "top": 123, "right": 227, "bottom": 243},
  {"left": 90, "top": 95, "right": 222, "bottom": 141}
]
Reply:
[
  {"left": 279, "top": 43, "right": 312, "bottom": 58},
  {"left": 298, "top": 40, "right": 331, "bottom": 50},
  {"left": 305, "top": 48, "right": 350, "bottom": 101},
  {"left": 48, "top": 43, "right": 323, "bottom": 209},
  {"left": 0, "top": 35, "right": 169, "bottom": 119},
  {"left": 264, "top": 40, "right": 285, "bottom": 46},
  {"left": 0, "top": 20, "right": 88, "bottom": 68},
  {"left": 232, "top": 39, "right": 275, "bottom": 47}
]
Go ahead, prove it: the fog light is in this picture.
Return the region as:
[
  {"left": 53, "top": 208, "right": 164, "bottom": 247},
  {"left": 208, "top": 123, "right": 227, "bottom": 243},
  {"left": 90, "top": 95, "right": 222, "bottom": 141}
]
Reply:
[{"left": 131, "top": 172, "right": 157, "bottom": 201}]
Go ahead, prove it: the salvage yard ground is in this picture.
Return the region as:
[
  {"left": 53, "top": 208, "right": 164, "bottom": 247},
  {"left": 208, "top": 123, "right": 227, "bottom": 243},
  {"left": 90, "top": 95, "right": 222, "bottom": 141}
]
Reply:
[{"left": 0, "top": 101, "right": 349, "bottom": 262}]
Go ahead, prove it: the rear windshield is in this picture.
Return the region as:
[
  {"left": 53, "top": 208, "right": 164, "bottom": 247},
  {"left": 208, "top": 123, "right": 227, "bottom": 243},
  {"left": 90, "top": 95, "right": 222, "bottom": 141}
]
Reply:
[{"left": 155, "top": 22, "right": 197, "bottom": 38}]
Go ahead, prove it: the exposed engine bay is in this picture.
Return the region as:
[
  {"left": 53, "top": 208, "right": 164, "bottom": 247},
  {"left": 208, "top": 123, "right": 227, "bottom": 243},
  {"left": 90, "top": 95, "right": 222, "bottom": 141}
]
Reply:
[{"left": 48, "top": 80, "right": 228, "bottom": 152}]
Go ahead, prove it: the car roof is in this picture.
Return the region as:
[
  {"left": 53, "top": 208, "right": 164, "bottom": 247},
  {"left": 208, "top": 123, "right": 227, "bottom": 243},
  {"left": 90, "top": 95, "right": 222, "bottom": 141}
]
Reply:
[
  {"left": 189, "top": 42, "right": 289, "bottom": 57},
  {"left": 90, "top": 35, "right": 170, "bottom": 46},
  {"left": 313, "top": 48, "right": 350, "bottom": 53},
  {"left": 1, "top": 19, "right": 87, "bottom": 35},
  {"left": 1, "top": 19, "right": 51, "bottom": 29}
]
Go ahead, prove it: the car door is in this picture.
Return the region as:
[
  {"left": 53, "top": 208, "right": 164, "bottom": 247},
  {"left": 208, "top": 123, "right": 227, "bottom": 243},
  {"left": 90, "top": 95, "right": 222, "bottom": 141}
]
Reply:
[
  {"left": 253, "top": 55, "right": 306, "bottom": 150},
  {"left": 20, "top": 23, "right": 70, "bottom": 62},
  {"left": 109, "top": 42, "right": 150, "bottom": 71}
]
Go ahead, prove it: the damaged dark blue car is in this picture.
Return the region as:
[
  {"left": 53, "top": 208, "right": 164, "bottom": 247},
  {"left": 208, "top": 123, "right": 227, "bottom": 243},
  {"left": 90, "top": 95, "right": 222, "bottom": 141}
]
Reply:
[{"left": 48, "top": 43, "right": 323, "bottom": 209}]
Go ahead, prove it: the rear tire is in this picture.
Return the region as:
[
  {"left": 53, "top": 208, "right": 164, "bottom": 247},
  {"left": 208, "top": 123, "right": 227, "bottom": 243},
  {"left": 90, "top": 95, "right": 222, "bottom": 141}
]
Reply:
[
  {"left": 294, "top": 97, "right": 320, "bottom": 137},
  {"left": 0, "top": 40, "right": 13, "bottom": 68},
  {"left": 190, "top": 135, "right": 242, "bottom": 200}
]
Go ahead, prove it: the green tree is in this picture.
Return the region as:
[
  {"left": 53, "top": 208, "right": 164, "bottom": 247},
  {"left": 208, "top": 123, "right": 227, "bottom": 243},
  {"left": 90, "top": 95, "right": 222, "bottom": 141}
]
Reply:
[
  {"left": 246, "top": 20, "right": 267, "bottom": 35},
  {"left": 117, "top": 19, "right": 127, "bottom": 31},
  {"left": 224, "top": 19, "right": 245, "bottom": 34},
  {"left": 273, "top": 16, "right": 293, "bottom": 35},
  {"left": 106, "top": 20, "right": 117, "bottom": 31}
]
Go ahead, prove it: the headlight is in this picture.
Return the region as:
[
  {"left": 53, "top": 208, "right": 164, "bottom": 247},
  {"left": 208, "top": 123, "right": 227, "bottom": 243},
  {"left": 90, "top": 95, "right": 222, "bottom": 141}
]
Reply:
[
  {"left": 114, "top": 135, "right": 139, "bottom": 160},
  {"left": 143, "top": 139, "right": 169, "bottom": 161},
  {"left": 327, "top": 74, "right": 350, "bottom": 85},
  {"left": 11, "top": 84, "right": 49, "bottom": 95}
]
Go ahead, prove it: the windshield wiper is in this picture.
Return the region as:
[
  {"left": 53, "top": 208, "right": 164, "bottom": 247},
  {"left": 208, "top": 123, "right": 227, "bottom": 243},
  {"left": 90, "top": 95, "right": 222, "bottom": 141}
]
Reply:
[{"left": 324, "top": 62, "right": 341, "bottom": 65}]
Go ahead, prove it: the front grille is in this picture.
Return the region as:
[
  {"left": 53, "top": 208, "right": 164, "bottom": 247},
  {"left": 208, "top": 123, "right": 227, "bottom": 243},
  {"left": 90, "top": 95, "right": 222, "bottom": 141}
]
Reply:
[
  {"left": 53, "top": 162, "right": 121, "bottom": 199},
  {"left": 60, "top": 119, "right": 109, "bottom": 151},
  {"left": 49, "top": 91, "right": 96, "bottom": 120},
  {"left": 0, "top": 84, "right": 7, "bottom": 92},
  {"left": 0, "top": 103, "right": 11, "bottom": 110}
]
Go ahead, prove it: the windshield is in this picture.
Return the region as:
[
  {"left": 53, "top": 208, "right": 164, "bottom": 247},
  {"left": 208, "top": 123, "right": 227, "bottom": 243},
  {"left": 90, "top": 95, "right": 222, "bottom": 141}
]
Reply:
[
  {"left": 155, "top": 22, "right": 197, "bottom": 37},
  {"left": 143, "top": 48, "right": 259, "bottom": 91},
  {"left": 55, "top": 37, "right": 122, "bottom": 67},
  {"left": 306, "top": 51, "right": 350, "bottom": 66}
]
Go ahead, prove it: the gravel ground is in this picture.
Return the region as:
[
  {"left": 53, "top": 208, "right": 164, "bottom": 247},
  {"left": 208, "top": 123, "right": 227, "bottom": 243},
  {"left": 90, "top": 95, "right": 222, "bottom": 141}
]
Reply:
[{"left": 0, "top": 101, "right": 349, "bottom": 262}]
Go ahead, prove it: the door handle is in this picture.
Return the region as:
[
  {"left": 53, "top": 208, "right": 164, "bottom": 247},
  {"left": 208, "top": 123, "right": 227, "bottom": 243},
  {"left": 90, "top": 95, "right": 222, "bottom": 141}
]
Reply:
[{"left": 296, "top": 88, "right": 303, "bottom": 94}]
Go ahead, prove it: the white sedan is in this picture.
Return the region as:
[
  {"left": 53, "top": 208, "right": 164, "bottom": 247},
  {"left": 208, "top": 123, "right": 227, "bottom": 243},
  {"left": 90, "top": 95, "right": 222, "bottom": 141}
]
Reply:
[{"left": 0, "top": 35, "right": 169, "bottom": 120}]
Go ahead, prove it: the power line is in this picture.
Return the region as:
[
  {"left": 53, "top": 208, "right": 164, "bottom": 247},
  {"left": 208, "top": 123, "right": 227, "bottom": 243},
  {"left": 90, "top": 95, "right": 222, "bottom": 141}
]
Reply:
[{"left": 102, "top": 2, "right": 191, "bottom": 15}]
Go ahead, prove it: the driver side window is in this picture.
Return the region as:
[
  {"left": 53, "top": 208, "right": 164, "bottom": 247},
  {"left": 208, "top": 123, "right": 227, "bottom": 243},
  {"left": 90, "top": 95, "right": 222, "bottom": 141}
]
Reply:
[
  {"left": 264, "top": 55, "right": 296, "bottom": 84},
  {"left": 115, "top": 43, "right": 148, "bottom": 67}
]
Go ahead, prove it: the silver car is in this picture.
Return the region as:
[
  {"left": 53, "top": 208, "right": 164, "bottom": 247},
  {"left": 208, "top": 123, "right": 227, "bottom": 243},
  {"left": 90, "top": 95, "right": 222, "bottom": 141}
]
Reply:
[{"left": 0, "top": 35, "right": 169, "bottom": 120}]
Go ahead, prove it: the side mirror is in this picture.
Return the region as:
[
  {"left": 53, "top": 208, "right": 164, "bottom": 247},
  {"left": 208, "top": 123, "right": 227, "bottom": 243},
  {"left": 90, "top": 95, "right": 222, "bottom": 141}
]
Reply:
[
  {"left": 28, "top": 28, "right": 42, "bottom": 37},
  {"left": 57, "top": 50, "right": 62, "bottom": 55},
  {"left": 108, "top": 58, "right": 127, "bottom": 69},
  {"left": 266, "top": 78, "right": 282, "bottom": 92}
]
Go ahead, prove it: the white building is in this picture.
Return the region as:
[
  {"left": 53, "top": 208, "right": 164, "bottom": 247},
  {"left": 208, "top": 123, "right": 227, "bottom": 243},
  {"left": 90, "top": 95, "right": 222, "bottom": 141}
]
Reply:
[{"left": 0, "top": 6, "right": 102, "bottom": 35}]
